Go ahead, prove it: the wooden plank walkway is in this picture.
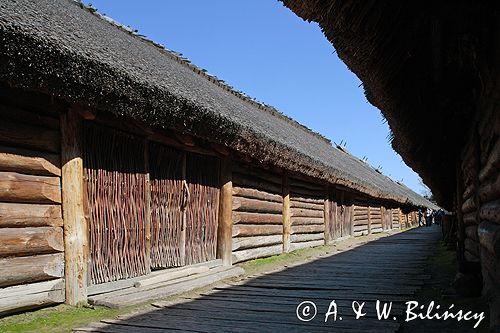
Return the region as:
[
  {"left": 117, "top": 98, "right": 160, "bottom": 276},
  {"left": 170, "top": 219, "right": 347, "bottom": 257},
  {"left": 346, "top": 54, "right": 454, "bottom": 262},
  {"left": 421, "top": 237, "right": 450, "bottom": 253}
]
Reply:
[{"left": 75, "top": 227, "right": 441, "bottom": 333}]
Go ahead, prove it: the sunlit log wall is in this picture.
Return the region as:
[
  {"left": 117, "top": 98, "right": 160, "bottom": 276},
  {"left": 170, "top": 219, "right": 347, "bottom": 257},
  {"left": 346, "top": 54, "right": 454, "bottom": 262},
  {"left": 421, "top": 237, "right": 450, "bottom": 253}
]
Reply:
[
  {"left": 0, "top": 89, "right": 65, "bottom": 315},
  {"left": 231, "top": 164, "right": 283, "bottom": 263},
  {"left": 459, "top": 108, "right": 500, "bottom": 328},
  {"left": 289, "top": 178, "right": 325, "bottom": 251}
]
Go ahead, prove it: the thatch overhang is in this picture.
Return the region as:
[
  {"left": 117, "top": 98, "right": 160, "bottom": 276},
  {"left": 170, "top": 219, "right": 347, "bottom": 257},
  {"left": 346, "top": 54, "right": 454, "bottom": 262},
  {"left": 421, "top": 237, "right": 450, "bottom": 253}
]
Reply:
[
  {"left": 280, "top": 0, "right": 500, "bottom": 209},
  {"left": 0, "top": 0, "right": 435, "bottom": 209}
]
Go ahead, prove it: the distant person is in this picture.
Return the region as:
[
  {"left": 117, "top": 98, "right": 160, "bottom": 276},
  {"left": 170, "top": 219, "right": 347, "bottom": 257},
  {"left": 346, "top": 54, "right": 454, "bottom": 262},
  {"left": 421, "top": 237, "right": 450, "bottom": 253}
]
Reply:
[
  {"left": 418, "top": 209, "right": 424, "bottom": 227},
  {"left": 425, "top": 208, "right": 433, "bottom": 227}
]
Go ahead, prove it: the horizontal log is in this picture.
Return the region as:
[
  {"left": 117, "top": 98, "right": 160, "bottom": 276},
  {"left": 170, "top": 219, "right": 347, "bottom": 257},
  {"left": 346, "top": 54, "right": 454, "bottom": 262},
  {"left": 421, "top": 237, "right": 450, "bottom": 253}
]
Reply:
[
  {"left": 232, "top": 224, "right": 282, "bottom": 237},
  {"left": 353, "top": 225, "right": 369, "bottom": 232},
  {"left": 232, "top": 244, "right": 282, "bottom": 263},
  {"left": 232, "top": 173, "right": 281, "bottom": 194},
  {"left": 232, "top": 186, "right": 282, "bottom": 203},
  {"left": 0, "top": 172, "right": 61, "bottom": 204},
  {"left": 290, "top": 200, "right": 323, "bottom": 211},
  {"left": 0, "top": 253, "right": 64, "bottom": 288},
  {"left": 232, "top": 235, "right": 282, "bottom": 251},
  {"left": 0, "top": 104, "right": 60, "bottom": 130},
  {"left": 465, "top": 238, "right": 480, "bottom": 258},
  {"left": 290, "top": 233, "right": 324, "bottom": 243},
  {"left": 371, "top": 223, "right": 382, "bottom": 229},
  {"left": 0, "top": 279, "right": 64, "bottom": 316},
  {"left": 289, "top": 195, "right": 323, "bottom": 204},
  {"left": 462, "top": 182, "right": 475, "bottom": 201},
  {"left": 133, "top": 266, "right": 210, "bottom": 288},
  {"left": 371, "top": 227, "right": 383, "bottom": 234},
  {"left": 232, "top": 211, "right": 282, "bottom": 225},
  {"left": 232, "top": 197, "right": 282, "bottom": 214},
  {"left": 461, "top": 195, "right": 477, "bottom": 214},
  {"left": 0, "top": 118, "right": 60, "bottom": 153},
  {"left": 480, "top": 200, "right": 500, "bottom": 224},
  {"left": 0, "top": 203, "right": 62, "bottom": 228},
  {"left": 289, "top": 240, "right": 324, "bottom": 251},
  {"left": 479, "top": 172, "right": 500, "bottom": 203},
  {"left": 354, "top": 214, "right": 368, "bottom": 220},
  {"left": 463, "top": 212, "right": 478, "bottom": 225},
  {"left": 0, "top": 227, "right": 64, "bottom": 257},
  {"left": 479, "top": 139, "right": 500, "bottom": 183},
  {"left": 290, "top": 208, "right": 323, "bottom": 218},
  {"left": 291, "top": 224, "right": 324, "bottom": 234},
  {"left": 291, "top": 217, "right": 324, "bottom": 226},
  {"left": 465, "top": 225, "right": 478, "bottom": 241},
  {"left": 353, "top": 219, "right": 369, "bottom": 226},
  {"left": 478, "top": 221, "right": 500, "bottom": 256},
  {"left": 0, "top": 146, "right": 60, "bottom": 176}
]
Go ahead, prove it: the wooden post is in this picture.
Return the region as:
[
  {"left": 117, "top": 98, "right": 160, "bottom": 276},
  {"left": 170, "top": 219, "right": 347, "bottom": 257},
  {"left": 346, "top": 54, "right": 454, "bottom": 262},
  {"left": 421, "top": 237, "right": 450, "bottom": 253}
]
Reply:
[
  {"left": 61, "top": 107, "right": 87, "bottom": 306},
  {"left": 217, "top": 157, "right": 233, "bottom": 266},
  {"left": 350, "top": 203, "right": 355, "bottom": 236},
  {"left": 367, "top": 206, "right": 372, "bottom": 234},
  {"left": 144, "top": 140, "right": 151, "bottom": 267},
  {"left": 180, "top": 153, "right": 187, "bottom": 265},
  {"left": 324, "top": 186, "right": 331, "bottom": 245},
  {"left": 282, "top": 174, "right": 291, "bottom": 252}
]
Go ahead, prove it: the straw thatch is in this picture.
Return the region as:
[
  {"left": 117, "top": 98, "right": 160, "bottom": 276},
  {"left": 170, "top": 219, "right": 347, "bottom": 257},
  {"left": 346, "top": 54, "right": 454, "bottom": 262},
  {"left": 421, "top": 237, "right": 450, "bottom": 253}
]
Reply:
[
  {"left": 280, "top": 0, "right": 500, "bottom": 209},
  {"left": 0, "top": 0, "right": 435, "bottom": 208}
]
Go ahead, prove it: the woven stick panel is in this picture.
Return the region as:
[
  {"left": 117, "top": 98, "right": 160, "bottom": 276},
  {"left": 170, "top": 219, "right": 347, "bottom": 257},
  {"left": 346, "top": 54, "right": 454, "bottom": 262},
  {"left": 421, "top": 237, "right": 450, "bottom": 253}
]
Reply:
[
  {"left": 83, "top": 123, "right": 149, "bottom": 285},
  {"left": 185, "top": 152, "right": 220, "bottom": 265},
  {"left": 149, "top": 143, "right": 184, "bottom": 268}
]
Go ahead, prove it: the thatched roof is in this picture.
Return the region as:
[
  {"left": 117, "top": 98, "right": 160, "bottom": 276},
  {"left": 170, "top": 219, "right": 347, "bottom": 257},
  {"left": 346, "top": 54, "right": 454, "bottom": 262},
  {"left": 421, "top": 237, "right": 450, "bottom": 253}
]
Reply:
[
  {"left": 280, "top": 0, "right": 500, "bottom": 209},
  {"left": 0, "top": 0, "right": 436, "bottom": 209}
]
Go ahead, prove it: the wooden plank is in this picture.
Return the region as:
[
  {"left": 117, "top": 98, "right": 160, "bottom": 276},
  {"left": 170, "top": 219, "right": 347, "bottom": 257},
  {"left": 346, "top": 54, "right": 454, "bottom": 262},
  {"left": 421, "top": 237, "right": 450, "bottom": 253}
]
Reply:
[
  {"left": 232, "top": 165, "right": 282, "bottom": 186},
  {"left": 232, "top": 245, "right": 282, "bottom": 263},
  {"left": 232, "top": 235, "right": 282, "bottom": 251},
  {"left": 232, "top": 173, "right": 281, "bottom": 194},
  {"left": 0, "top": 146, "right": 60, "bottom": 176},
  {"left": 217, "top": 158, "right": 233, "bottom": 267},
  {"left": 0, "top": 202, "right": 62, "bottom": 228},
  {"left": 291, "top": 224, "right": 324, "bottom": 234},
  {"left": 0, "top": 171, "right": 61, "bottom": 204},
  {"left": 0, "top": 227, "right": 63, "bottom": 257},
  {"left": 232, "top": 224, "right": 282, "bottom": 237},
  {"left": 232, "top": 197, "right": 282, "bottom": 214},
  {"left": 0, "top": 279, "right": 64, "bottom": 316},
  {"left": 0, "top": 253, "right": 64, "bottom": 288},
  {"left": 232, "top": 187, "right": 282, "bottom": 203},
  {"left": 0, "top": 118, "right": 60, "bottom": 153},
  {"left": 61, "top": 108, "right": 87, "bottom": 305},
  {"left": 323, "top": 188, "right": 330, "bottom": 245},
  {"left": 232, "top": 211, "right": 282, "bottom": 224}
]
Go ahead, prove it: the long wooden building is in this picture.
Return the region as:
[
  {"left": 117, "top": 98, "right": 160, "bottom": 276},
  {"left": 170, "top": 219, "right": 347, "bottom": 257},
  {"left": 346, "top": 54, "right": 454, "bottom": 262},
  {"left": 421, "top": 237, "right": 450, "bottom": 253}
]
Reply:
[
  {"left": 0, "top": 0, "right": 435, "bottom": 314},
  {"left": 280, "top": 0, "right": 500, "bottom": 330}
]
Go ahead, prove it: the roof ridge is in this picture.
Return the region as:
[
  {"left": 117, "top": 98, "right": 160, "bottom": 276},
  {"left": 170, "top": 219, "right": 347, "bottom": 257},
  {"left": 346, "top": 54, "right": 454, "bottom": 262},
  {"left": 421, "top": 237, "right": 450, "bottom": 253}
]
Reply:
[{"left": 77, "top": 1, "right": 332, "bottom": 145}]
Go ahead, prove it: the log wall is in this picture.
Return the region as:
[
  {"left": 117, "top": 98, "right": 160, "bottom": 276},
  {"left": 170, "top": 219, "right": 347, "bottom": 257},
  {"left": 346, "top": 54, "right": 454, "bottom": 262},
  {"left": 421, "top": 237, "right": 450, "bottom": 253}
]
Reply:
[
  {"left": 231, "top": 165, "right": 283, "bottom": 263},
  {"left": 288, "top": 178, "right": 325, "bottom": 251},
  {"left": 0, "top": 93, "right": 65, "bottom": 315}
]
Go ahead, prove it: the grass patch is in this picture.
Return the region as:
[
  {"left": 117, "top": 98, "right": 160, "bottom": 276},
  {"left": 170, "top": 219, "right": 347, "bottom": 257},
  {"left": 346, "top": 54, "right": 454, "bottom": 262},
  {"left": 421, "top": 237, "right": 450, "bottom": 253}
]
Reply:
[{"left": 0, "top": 304, "right": 133, "bottom": 333}]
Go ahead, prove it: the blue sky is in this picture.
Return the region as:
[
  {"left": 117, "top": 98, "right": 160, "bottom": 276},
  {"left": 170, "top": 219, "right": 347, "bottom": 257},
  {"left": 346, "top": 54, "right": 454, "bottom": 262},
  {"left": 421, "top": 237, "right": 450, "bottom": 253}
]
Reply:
[{"left": 85, "top": 0, "right": 426, "bottom": 194}]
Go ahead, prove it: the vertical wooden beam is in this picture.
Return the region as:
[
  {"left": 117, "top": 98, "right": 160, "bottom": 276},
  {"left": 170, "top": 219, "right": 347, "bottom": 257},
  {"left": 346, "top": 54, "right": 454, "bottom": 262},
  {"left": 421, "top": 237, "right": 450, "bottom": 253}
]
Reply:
[
  {"left": 350, "top": 203, "right": 354, "bottom": 236},
  {"left": 282, "top": 174, "right": 291, "bottom": 253},
  {"left": 144, "top": 140, "right": 151, "bottom": 268},
  {"left": 61, "top": 107, "right": 87, "bottom": 306},
  {"left": 217, "top": 157, "right": 233, "bottom": 266},
  {"left": 180, "top": 152, "right": 187, "bottom": 265},
  {"left": 367, "top": 206, "right": 372, "bottom": 234},
  {"left": 323, "top": 185, "right": 331, "bottom": 245}
]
